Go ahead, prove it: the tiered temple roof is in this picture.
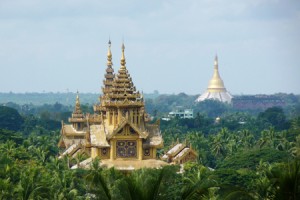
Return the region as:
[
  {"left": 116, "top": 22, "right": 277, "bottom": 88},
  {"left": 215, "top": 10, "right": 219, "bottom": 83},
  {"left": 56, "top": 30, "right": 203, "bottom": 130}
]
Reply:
[
  {"left": 59, "top": 41, "right": 164, "bottom": 170},
  {"left": 69, "top": 92, "right": 85, "bottom": 123},
  {"left": 95, "top": 43, "right": 144, "bottom": 112},
  {"left": 102, "top": 40, "right": 114, "bottom": 95}
]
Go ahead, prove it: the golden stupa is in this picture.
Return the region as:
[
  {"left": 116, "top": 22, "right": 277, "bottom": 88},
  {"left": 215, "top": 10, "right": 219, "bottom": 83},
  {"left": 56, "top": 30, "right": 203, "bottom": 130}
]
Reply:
[{"left": 196, "top": 55, "right": 232, "bottom": 103}]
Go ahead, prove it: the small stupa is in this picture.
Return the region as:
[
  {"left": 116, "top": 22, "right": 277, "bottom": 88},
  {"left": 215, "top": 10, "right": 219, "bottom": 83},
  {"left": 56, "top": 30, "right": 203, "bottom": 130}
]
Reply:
[{"left": 196, "top": 55, "right": 232, "bottom": 103}]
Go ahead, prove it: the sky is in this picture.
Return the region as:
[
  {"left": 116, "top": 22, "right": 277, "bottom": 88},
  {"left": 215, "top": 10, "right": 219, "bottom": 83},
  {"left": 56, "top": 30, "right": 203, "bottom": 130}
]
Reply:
[{"left": 0, "top": 0, "right": 299, "bottom": 95}]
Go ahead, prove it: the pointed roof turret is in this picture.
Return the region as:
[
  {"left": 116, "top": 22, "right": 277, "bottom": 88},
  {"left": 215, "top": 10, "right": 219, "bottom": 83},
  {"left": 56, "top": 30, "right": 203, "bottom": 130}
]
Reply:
[
  {"left": 196, "top": 55, "right": 232, "bottom": 103},
  {"left": 102, "top": 40, "right": 115, "bottom": 95},
  {"left": 74, "top": 91, "right": 82, "bottom": 114},
  {"left": 69, "top": 91, "right": 85, "bottom": 122},
  {"left": 107, "top": 39, "right": 112, "bottom": 67},
  {"left": 96, "top": 43, "right": 144, "bottom": 108},
  {"left": 120, "top": 43, "right": 126, "bottom": 69}
]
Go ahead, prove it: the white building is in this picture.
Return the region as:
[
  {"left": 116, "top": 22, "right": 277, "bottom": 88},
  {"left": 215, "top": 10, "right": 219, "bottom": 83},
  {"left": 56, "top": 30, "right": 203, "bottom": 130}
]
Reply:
[{"left": 168, "top": 108, "right": 194, "bottom": 119}]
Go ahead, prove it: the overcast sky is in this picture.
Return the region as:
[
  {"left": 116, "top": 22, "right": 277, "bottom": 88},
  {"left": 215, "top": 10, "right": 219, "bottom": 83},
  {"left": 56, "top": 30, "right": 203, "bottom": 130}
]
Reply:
[{"left": 0, "top": 0, "right": 299, "bottom": 95}]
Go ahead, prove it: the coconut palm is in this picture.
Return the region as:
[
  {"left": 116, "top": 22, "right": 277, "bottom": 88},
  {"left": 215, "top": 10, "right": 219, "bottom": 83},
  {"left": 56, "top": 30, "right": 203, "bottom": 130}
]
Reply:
[
  {"left": 0, "top": 140, "right": 16, "bottom": 158},
  {"left": 270, "top": 160, "right": 300, "bottom": 200},
  {"left": 180, "top": 164, "right": 218, "bottom": 200},
  {"left": 122, "top": 166, "right": 177, "bottom": 200},
  {"left": 290, "top": 135, "right": 300, "bottom": 158},
  {"left": 240, "top": 129, "right": 255, "bottom": 149},
  {"left": 211, "top": 129, "right": 230, "bottom": 158},
  {"left": 85, "top": 158, "right": 111, "bottom": 200},
  {"left": 258, "top": 127, "right": 276, "bottom": 149},
  {"left": 50, "top": 168, "right": 84, "bottom": 200},
  {"left": 211, "top": 136, "right": 226, "bottom": 158},
  {"left": 14, "top": 166, "right": 50, "bottom": 200},
  {"left": 276, "top": 130, "right": 290, "bottom": 151},
  {"left": 0, "top": 178, "right": 14, "bottom": 200}
]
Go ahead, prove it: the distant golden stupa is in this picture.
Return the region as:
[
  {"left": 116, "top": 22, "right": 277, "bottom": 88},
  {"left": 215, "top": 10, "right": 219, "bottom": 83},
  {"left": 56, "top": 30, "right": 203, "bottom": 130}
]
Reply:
[{"left": 195, "top": 55, "right": 232, "bottom": 103}]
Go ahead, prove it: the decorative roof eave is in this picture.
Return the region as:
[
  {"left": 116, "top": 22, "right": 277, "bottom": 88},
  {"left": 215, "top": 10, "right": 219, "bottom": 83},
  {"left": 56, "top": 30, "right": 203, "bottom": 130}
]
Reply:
[
  {"left": 143, "top": 137, "right": 164, "bottom": 148},
  {"left": 166, "top": 143, "right": 186, "bottom": 157},
  {"left": 101, "top": 101, "right": 144, "bottom": 108},
  {"left": 64, "top": 132, "right": 86, "bottom": 137},
  {"left": 107, "top": 118, "right": 148, "bottom": 139},
  {"left": 90, "top": 144, "right": 111, "bottom": 148},
  {"left": 62, "top": 125, "right": 86, "bottom": 136},
  {"left": 105, "top": 93, "right": 141, "bottom": 99},
  {"left": 69, "top": 118, "right": 85, "bottom": 123},
  {"left": 173, "top": 148, "right": 198, "bottom": 162},
  {"left": 58, "top": 137, "right": 66, "bottom": 148}
]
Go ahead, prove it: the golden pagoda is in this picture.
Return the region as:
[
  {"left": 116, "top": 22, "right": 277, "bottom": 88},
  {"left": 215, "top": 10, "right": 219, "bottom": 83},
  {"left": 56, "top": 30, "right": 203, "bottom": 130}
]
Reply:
[
  {"left": 58, "top": 41, "right": 166, "bottom": 170},
  {"left": 195, "top": 55, "right": 232, "bottom": 103}
]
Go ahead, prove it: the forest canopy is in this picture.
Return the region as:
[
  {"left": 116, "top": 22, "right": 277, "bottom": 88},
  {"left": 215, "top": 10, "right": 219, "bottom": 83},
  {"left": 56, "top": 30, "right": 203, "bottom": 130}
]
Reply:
[{"left": 0, "top": 92, "right": 299, "bottom": 199}]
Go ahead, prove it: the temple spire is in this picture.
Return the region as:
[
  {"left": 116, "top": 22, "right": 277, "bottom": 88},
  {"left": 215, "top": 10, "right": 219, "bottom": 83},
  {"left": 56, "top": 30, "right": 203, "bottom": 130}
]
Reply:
[
  {"left": 120, "top": 43, "right": 126, "bottom": 69},
  {"left": 74, "top": 91, "right": 82, "bottom": 114},
  {"left": 209, "top": 55, "right": 224, "bottom": 89},
  {"left": 102, "top": 40, "right": 115, "bottom": 95},
  {"left": 214, "top": 54, "right": 218, "bottom": 69},
  {"left": 107, "top": 39, "right": 112, "bottom": 67}
]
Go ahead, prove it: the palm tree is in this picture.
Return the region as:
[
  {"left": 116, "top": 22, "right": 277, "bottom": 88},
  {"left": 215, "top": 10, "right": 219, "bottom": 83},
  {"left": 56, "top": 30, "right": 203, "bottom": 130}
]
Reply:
[
  {"left": 85, "top": 158, "right": 111, "bottom": 200},
  {"left": 240, "top": 129, "right": 254, "bottom": 149},
  {"left": 211, "top": 130, "right": 229, "bottom": 158},
  {"left": 258, "top": 127, "right": 276, "bottom": 149},
  {"left": 0, "top": 178, "right": 14, "bottom": 200},
  {"left": 270, "top": 160, "right": 300, "bottom": 200},
  {"left": 252, "top": 160, "right": 300, "bottom": 199},
  {"left": 0, "top": 140, "right": 16, "bottom": 158},
  {"left": 50, "top": 167, "right": 84, "bottom": 200},
  {"left": 253, "top": 160, "right": 275, "bottom": 199},
  {"left": 276, "top": 131, "right": 290, "bottom": 151},
  {"left": 179, "top": 164, "right": 218, "bottom": 200},
  {"left": 291, "top": 117, "right": 300, "bottom": 131},
  {"left": 14, "top": 166, "right": 50, "bottom": 200},
  {"left": 211, "top": 136, "right": 225, "bottom": 158},
  {"left": 122, "top": 166, "right": 175, "bottom": 200},
  {"left": 222, "top": 186, "right": 256, "bottom": 200},
  {"left": 290, "top": 135, "right": 300, "bottom": 158}
]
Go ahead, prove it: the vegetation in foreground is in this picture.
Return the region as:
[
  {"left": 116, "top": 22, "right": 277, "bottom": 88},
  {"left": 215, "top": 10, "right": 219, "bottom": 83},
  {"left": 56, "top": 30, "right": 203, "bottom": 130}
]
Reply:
[{"left": 0, "top": 96, "right": 299, "bottom": 199}]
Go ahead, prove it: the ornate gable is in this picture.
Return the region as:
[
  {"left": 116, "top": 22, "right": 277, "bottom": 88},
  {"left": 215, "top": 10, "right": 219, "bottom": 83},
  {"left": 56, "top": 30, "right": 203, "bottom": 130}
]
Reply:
[
  {"left": 162, "top": 141, "right": 198, "bottom": 164},
  {"left": 108, "top": 118, "right": 148, "bottom": 139}
]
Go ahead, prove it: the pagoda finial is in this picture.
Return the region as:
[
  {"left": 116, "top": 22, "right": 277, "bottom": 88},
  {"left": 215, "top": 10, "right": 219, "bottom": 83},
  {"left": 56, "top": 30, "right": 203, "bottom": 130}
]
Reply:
[
  {"left": 75, "top": 91, "right": 82, "bottom": 114},
  {"left": 120, "top": 43, "right": 126, "bottom": 69},
  {"left": 214, "top": 54, "right": 218, "bottom": 69},
  {"left": 107, "top": 39, "right": 112, "bottom": 67}
]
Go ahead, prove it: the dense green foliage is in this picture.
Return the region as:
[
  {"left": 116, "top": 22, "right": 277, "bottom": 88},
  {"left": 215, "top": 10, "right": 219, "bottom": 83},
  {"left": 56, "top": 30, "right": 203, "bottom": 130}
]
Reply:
[
  {"left": 0, "top": 106, "right": 24, "bottom": 131},
  {"left": 0, "top": 95, "right": 300, "bottom": 199}
]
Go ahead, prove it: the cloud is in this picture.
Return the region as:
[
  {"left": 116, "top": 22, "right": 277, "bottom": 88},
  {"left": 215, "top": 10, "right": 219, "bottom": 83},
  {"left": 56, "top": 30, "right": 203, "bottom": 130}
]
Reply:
[{"left": 0, "top": 0, "right": 299, "bottom": 94}]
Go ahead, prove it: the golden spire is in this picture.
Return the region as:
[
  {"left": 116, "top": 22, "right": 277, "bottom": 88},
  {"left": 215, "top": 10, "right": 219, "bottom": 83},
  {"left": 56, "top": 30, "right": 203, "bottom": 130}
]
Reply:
[
  {"left": 214, "top": 54, "right": 218, "bottom": 69},
  {"left": 207, "top": 55, "right": 225, "bottom": 90},
  {"left": 120, "top": 43, "right": 126, "bottom": 69},
  {"left": 107, "top": 39, "right": 112, "bottom": 67},
  {"left": 74, "top": 91, "right": 82, "bottom": 114}
]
